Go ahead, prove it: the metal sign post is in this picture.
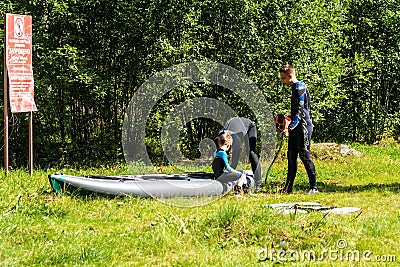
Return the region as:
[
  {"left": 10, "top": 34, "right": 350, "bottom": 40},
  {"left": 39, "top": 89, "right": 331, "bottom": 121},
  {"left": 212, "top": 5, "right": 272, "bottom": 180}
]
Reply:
[
  {"left": 3, "top": 13, "right": 9, "bottom": 175},
  {"left": 4, "top": 13, "right": 37, "bottom": 176},
  {"left": 29, "top": 111, "right": 33, "bottom": 176}
]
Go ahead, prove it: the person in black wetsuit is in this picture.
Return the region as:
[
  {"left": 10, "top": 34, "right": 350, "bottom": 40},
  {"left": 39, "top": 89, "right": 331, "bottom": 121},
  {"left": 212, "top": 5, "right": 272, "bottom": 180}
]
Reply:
[
  {"left": 214, "top": 117, "right": 262, "bottom": 192},
  {"left": 279, "top": 64, "right": 318, "bottom": 194}
]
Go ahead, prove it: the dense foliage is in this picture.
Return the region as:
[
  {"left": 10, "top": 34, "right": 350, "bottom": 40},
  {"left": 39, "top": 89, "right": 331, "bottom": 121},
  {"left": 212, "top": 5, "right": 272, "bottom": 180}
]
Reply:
[{"left": 1, "top": 0, "right": 399, "bottom": 167}]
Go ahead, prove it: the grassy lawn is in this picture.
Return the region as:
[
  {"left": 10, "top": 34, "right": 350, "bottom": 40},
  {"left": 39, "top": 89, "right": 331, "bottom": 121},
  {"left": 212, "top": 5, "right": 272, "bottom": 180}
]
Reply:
[{"left": 0, "top": 141, "right": 399, "bottom": 266}]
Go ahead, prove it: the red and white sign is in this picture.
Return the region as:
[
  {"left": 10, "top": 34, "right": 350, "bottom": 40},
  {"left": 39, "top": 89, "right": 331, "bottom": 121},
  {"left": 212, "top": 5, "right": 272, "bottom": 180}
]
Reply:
[{"left": 5, "top": 13, "right": 37, "bottom": 113}]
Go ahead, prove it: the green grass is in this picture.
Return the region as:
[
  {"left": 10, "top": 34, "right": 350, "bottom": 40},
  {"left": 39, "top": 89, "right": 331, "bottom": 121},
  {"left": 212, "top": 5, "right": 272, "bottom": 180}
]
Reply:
[{"left": 0, "top": 142, "right": 399, "bottom": 266}]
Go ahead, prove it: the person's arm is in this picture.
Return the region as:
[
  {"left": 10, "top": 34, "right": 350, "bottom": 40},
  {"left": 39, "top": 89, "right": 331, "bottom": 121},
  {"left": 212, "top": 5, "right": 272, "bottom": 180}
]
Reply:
[
  {"left": 289, "top": 83, "right": 307, "bottom": 130},
  {"left": 219, "top": 151, "right": 242, "bottom": 175}
]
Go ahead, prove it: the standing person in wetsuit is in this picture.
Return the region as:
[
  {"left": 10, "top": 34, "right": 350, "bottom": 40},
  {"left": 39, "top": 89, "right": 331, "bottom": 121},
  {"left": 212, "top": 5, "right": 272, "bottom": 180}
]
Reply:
[
  {"left": 215, "top": 117, "right": 262, "bottom": 191},
  {"left": 212, "top": 133, "right": 250, "bottom": 195},
  {"left": 279, "top": 64, "right": 318, "bottom": 194}
]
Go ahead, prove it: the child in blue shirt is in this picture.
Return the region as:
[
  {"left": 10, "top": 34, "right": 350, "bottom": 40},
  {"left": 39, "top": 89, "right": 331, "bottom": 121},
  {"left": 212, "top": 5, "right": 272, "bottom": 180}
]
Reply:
[{"left": 212, "top": 133, "right": 250, "bottom": 195}]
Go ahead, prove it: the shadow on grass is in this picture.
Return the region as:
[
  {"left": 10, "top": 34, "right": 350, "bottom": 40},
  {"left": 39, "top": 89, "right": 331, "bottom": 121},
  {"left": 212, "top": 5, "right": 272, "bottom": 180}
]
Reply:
[
  {"left": 266, "top": 180, "right": 400, "bottom": 194},
  {"left": 318, "top": 181, "right": 400, "bottom": 194}
]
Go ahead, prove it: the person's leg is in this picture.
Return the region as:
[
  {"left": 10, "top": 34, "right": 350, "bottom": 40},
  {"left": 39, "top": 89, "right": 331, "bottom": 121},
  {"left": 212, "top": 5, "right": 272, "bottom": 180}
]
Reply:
[
  {"left": 236, "top": 172, "right": 248, "bottom": 187},
  {"left": 299, "top": 155, "right": 317, "bottom": 192},
  {"left": 246, "top": 122, "right": 262, "bottom": 190},
  {"left": 216, "top": 171, "right": 240, "bottom": 193},
  {"left": 230, "top": 133, "right": 242, "bottom": 168},
  {"left": 217, "top": 171, "right": 239, "bottom": 189},
  {"left": 216, "top": 171, "right": 247, "bottom": 196},
  {"left": 249, "top": 151, "right": 262, "bottom": 191},
  {"left": 282, "top": 150, "right": 298, "bottom": 193},
  {"left": 247, "top": 122, "right": 257, "bottom": 153},
  {"left": 299, "top": 151, "right": 316, "bottom": 188},
  {"left": 282, "top": 130, "right": 298, "bottom": 193},
  {"left": 297, "top": 122, "right": 317, "bottom": 191},
  {"left": 242, "top": 175, "right": 255, "bottom": 194}
]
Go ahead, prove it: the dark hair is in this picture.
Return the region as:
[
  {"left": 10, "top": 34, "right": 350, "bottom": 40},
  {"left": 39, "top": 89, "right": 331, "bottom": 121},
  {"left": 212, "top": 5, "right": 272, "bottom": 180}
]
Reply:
[{"left": 279, "top": 64, "right": 295, "bottom": 75}]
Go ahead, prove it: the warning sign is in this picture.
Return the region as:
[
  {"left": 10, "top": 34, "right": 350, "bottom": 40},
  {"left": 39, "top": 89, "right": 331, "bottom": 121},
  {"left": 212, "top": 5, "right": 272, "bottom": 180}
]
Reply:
[{"left": 5, "top": 13, "right": 37, "bottom": 113}]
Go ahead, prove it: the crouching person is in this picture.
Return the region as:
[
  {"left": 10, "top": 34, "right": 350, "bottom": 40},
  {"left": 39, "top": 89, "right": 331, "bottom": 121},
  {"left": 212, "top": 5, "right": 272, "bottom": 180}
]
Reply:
[{"left": 212, "top": 133, "right": 254, "bottom": 197}]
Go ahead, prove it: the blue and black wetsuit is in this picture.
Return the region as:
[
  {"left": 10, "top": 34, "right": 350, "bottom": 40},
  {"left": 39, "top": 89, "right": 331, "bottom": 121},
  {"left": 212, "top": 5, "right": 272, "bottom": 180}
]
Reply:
[{"left": 283, "top": 81, "right": 317, "bottom": 193}]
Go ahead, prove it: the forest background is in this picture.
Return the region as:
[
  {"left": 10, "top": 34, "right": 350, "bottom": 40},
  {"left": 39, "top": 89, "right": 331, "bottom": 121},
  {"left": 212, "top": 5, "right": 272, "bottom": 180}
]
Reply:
[{"left": 1, "top": 0, "right": 399, "bottom": 168}]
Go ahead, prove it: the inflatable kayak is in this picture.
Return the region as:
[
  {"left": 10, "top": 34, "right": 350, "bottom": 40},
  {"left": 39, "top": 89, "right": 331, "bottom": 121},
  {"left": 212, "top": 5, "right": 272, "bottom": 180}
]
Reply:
[{"left": 48, "top": 173, "right": 238, "bottom": 198}]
